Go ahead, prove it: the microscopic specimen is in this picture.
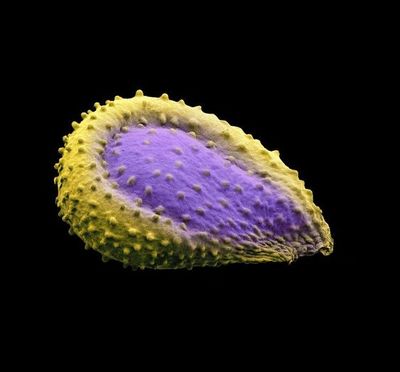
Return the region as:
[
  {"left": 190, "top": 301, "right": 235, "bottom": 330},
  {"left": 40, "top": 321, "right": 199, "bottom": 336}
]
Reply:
[{"left": 54, "top": 90, "right": 333, "bottom": 269}]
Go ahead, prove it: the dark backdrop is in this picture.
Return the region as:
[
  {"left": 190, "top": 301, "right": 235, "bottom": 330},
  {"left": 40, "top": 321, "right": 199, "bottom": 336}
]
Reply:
[
  {"left": 37, "top": 51, "right": 361, "bottom": 300},
  {"left": 18, "top": 11, "right": 378, "bottom": 329},
  {"left": 8, "top": 7, "right": 394, "bottom": 367},
  {"left": 5, "top": 2, "right": 397, "bottom": 368}
]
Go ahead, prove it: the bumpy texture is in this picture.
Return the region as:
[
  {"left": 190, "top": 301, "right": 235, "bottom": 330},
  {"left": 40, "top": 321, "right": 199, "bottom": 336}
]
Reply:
[{"left": 54, "top": 90, "right": 333, "bottom": 269}]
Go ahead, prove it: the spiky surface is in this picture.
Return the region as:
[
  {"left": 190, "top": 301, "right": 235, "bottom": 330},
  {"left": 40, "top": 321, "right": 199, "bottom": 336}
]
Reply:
[{"left": 55, "top": 90, "right": 333, "bottom": 269}]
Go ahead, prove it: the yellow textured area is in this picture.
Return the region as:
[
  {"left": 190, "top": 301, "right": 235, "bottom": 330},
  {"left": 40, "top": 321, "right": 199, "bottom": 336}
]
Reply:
[{"left": 55, "top": 90, "right": 333, "bottom": 269}]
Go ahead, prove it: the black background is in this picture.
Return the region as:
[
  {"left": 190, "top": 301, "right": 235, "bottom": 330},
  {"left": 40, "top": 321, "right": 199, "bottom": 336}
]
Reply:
[
  {"left": 7, "top": 6, "right": 397, "bottom": 368},
  {"left": 38, "top": 47, "right": 362, "bottom": 301},
  {"left": 17, "top": 7, "right": 384, "bottom": 340}
]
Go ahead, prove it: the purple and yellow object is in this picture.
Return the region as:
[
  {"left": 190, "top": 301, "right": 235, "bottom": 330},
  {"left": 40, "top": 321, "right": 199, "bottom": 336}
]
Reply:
[{"left": 54, "top": 90, "right": 333, "bottom": 269}]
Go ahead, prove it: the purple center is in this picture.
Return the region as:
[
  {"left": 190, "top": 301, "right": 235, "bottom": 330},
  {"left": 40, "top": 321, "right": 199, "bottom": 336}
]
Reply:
[{"left": 104, "top": 126, "right": 305, "bottom": 239}]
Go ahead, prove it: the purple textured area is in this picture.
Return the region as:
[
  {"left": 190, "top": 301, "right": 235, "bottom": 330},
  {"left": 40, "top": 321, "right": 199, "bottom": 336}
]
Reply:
[{"left": 104, "top": 126, "right": 306, "bottom": 239}]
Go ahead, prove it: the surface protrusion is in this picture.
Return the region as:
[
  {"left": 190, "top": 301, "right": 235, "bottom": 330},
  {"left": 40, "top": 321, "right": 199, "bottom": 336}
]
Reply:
[
  {"left": 127, "top": 176, "right": 137, "bottom": 186},
  {"left": 176, "top": 191, "right": 185, "bottom": 200},
  {"left": 117, "top": 165, "right": 126, "bottom": 175},
  {"left": 220, "top": 180, "right": 230, "bottom": 189},
  {"left": 154, "top": 205, "right": 165, "bottom": 215},
  {"left": 144, "top": 185, "right": 153, "bottom": 196},
  {"left": 175, "top": 160, "right": 183, "bottom": 168},
  {"left": 192, "top": 184, "right": 202, "bottom": 192},
  {"left": 159, "top": 112, "right": 167, "bottom": 124},
  {"left": 195, "top": 207, "right": 205, "bottom": 216}
]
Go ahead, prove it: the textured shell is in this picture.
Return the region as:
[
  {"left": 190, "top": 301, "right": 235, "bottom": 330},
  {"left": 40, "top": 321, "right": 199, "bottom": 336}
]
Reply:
[{"left": 54, "top": 90, "right": 333, "bottom": 269}]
